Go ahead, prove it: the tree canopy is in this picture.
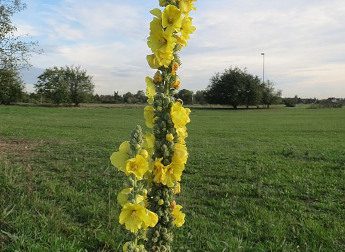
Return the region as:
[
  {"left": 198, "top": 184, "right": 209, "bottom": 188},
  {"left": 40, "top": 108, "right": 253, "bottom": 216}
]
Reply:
[
  {"left": 0, "top": 0, "right": 38, "bottom": 69},
  {"left": 35, "top": 66, "right": 94, "bottom": 106},
  {"left": 0, "top": 67, "right": 23, "bottom": 104},
  {"left": 206, "top": 67, "right": 281, "bottom": 108}
]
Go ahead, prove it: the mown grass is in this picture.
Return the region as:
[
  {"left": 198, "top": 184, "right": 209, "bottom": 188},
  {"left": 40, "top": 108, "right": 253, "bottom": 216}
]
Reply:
[{"left": 0, "top": 105, "right": 344, "bottom": 251}]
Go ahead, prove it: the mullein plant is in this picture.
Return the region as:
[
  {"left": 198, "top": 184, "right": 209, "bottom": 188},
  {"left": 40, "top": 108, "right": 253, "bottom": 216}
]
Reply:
[{"left": 110, "top": 0, "right": 196, "bottom": 251}]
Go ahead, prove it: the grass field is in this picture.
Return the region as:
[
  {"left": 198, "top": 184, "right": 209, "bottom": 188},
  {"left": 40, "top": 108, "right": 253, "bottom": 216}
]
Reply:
[{"left": 0, "top": 105, "right": 344, "bottom": 251}]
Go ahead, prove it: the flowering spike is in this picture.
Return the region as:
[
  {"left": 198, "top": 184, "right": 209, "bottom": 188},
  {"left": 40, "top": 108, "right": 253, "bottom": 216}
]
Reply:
[{"left": 110, "top": 0, "right": 196, "bottom": 250}]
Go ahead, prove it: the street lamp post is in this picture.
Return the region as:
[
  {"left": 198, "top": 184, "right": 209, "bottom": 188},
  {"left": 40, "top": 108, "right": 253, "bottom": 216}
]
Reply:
[{"left": 261, "top": 52, "right": 265, "bottom": 84}]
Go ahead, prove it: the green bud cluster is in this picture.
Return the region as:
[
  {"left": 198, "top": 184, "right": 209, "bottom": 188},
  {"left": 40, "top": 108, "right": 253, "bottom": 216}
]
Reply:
[{"left": 130, "top": 125, "right": 144, "bottom": 155}]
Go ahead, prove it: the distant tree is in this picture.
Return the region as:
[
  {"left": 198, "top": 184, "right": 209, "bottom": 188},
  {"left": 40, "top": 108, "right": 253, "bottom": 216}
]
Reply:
[
  {"left": 176, "top": 89, "right": 193, "bottom": 104},
  {"left": 261, "top": 80, "right": 282, "bottom": 108},
  {"left": 206, "top": 67, "right": 248, "bottom": 109},
  {"left": 65, "top": 66, "right": 94, "bottom": 106},
  {"left": 123, "top": 92, "right": 135, "bottom": 104},
  {"left": 193, "top": 90, "right": 207, "bottom": 105},
  {"left": 241, "top": 74, "right": 262, "bottom": 108},
  {"left": 35, "top": 66, "right": 94, "bottom": 106},
  {"left": 93, "top": 94, "right": 100, "bottom": 103},
  {"left": 135, "top": 90, "right": 146, "bottom": 104},
  {"left": 283, "top": 95, "right": 299, "bottom": 108},
  {"left": 113, "top": 91, "right": 123, "bottom": 103},
  {"left": 0, "top": 67, "right": 24, "bottom": 104},
  {"left": 35, "top": 67, "right": 69, "bottom": 105}
]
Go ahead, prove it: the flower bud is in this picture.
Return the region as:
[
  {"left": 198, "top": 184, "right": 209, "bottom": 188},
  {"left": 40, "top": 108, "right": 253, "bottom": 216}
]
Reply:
[
  {"left": 171, "top": 79, "right": 181, "bottom": 89},
  {"left": 171, "top": 62, "right": 179, "bottom": 75},
  {"left": 159, "top": 0, "right": 168, "bottom": 7},
  {"left": 153, "top": 71, "right": 163, "bottom": 83},
  {"left": 139, "top": 149, "right": 149, "bottom": 159},
  {"left": 170, "top": 200, "right": 176, "bottom": 209},
  {"left": 166, "top": 133, "right": 174, "bottom": 142}
]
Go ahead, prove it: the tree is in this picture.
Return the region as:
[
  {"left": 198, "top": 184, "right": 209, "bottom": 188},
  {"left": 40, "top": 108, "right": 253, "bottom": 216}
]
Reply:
[
  {"left": 35, "top": 67, "right": 69, "bottom": 104},
  {"left": 261, "top": 80, "right": 282, "bottom": 108},
  {"left": 241, "top": 74, "right": 262, "bottom": 108},
  {"left": 0, "top": 67, "right": 24, "bottom": 104},
  {"left": 1, "top": 1, "right": 39, "bottom": 105},
  {"left": 65, "top": 66, "right": 94, "bottom": 106},
  {"left": 283, "top": 95, "right": 299, "bottom": 107},
  {"left": 176, "top": 89, "right": 193, "bottom": 104},
  {"left": 35, "top": 66, "right": 94, "bottom": 106},
  {"left": 113, "top": 91, "right": 123, "bottom": 103},
  {"left": 123, "top": 92, "right": 135, "bottom": 104},
  {"left": 193, "top": 90, "right": 207, "bottom": 105},
  {"left": 0, "top": 0, "right": 38, "bottom": 69},
  {"left": 206, "top": 67, "right": 253, "bottom": 109},
  {"left": 134, "top": 90, "right": 146, "bottom": 104}
]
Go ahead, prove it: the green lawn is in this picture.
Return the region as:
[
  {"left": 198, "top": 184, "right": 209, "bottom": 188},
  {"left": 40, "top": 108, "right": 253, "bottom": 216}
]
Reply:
[{"left": 0, "top": 105, "right": 344, "bottom": 251}]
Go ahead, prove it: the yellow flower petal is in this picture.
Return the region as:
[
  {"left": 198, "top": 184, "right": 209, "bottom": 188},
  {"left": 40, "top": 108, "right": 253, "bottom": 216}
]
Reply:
[
  {"left": 110, "top": 141, "right": 131, "bottom": 173},
  {"left": 171, "top": 102, "right": 191, "bottom": 129},
  {"left": 172, "top": 204, "right": 185, "bottom": 227},
  {"left": 162, "top": 5, "right": 182, "bottom": 32},
  {"left": 172, "top": 143, "right": 188, "bottom": 165},
  {"left": 144, "top": 106, "right": 155, "bottom": 128},
  {"left": 126, "top": 154, "right": 149, "bottom": 180},
  {"left": 145, "top": 77, "right": 156, "bottom": 104}
]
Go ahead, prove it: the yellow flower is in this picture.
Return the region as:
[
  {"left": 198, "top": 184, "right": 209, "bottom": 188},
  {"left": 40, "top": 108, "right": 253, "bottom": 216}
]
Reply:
[
  {"left": 166, "top": 133, "right": 174, "bottom": 142},
  {"left": 144, "top": 106, "right": 155, "bottom": 128},
  {"left": 148, "top": 19, "right": 176, "bottom": 53},
  {"left": 126, "top": 154, "right": 149, "bottom": 180},
  {"left": 176, "top": 126, "right": 188, "bottom": 143},
  {"left": 172, "top": 143, "right": 188, "bottom": 165},
  {"left": 110, "top": 141, "right": 131, "bottom": 173},
  {"left": 158, "top": 199, "right": 164, "bottom": 205},
  {"left": 117, "top": 188, "right": 133, "bottom": 207},
  {"left": 147, "top": 13, "right": 177, "bottom": 67},
  {"left": 165, "top": 162, "right": 185, "bottom": 187},
  {"left": 172, "top": 204, "right": 185, "bottom": 227},
  {"left": 178, "top": 16, "right": 196, "bottom": 46},
  {"left": 155, "top": 50, "right": 175, "bottom": 68},
  {"left": 143, "top": 133, "right": 155, "bottom": 155},
  {"left": 170, "top": 101, "right": 191, "bottom": 129},
  {"left": 178, "top": 0, "right": 196, "bottom": 13},
  {"left": 153, "top": 159, "right": 167, "bottom": 184},
  {"left": 142, "top": 210, "right": 159, "bottom": 229},
  {"left": 145, "top": 77, "right": 156, "bottom": 104},
  {"left": 162, "top": 5, "right": 182, "bottom": 32},
  {"left": 119, "top": 203, "right": 158, "bottom": 233},
  {"left": 147, "top": 54, "right": 161, "bottom": 69},
  {"left": 153, "top": 159, "right": 184, "bottom": 187}
]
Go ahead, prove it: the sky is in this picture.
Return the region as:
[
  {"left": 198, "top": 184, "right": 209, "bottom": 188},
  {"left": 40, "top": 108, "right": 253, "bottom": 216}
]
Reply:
[{"left": 15, "top": 0, "right": 345, "bottom": 98}]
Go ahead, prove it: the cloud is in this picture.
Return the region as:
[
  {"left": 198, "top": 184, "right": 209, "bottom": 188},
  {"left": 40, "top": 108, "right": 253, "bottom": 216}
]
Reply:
[{"left": 19, "top": 0, "right": 345, "bottom": 98}]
